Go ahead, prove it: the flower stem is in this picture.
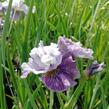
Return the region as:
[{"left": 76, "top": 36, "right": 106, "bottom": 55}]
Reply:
[{"left": 49, "top": 91, "right": 54, "bottom": 109}]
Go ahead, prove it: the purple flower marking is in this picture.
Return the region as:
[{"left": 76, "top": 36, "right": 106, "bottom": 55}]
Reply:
[
  {"left": 86, "top": 61, "right": 104, "bottom": 76},
  {"left": 41, "top": 57, "right": 79, "bottom": 92}
]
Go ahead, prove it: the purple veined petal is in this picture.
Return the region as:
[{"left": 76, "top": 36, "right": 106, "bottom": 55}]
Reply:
[
  {"left": 58, "top": 36, "right": 93, "bottom": 59},
  {"left": 58, "top": 72, "right": 77, "bottom": 87},
  {"left": 59, "top": 56, "right": 80, "bottom": 79},
  {"left": 41, "top": 76, "right": 65, "bottom": 92},
  {"left": 41, "top": 56, "right": 79, "bottom": 92},
  {"left": 41, "top": 70, "right": 77, "bottom": 92}
]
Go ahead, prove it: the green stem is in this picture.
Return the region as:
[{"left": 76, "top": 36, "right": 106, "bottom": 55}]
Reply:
[
  {"left": 57, "top": 93, "right": 64, "bottom": 108},
  {"left": 49, "top": 91, "right": 54, "bottom": 109},
  {"left": 24, "top": 80, "right": 38, "bottom": 109},
  {"left": 0, "top": 0, "right": 13, "bottom": 109},
  {"left": 22, "top": 0, "right": 34, "bottom": 61},
  {"left": 0, "top": 49, "right": 7, "bottom": 109},
  {"left": 86, "top": 0, "right": 101, "bottom": 45},
  {"left": 89, "top": 0, "right": 101, "bottom": 32},
  {"left": 107, "top": 106, "right": 109, "bottom": 109},
  {"left": 89, "top": 75, "right": 100, "bottom": 109}
]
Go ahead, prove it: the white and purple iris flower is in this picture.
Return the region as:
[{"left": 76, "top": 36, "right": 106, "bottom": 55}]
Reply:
[
  {"left": 0, "top": 0, "right": 36, "bottom": 20},
  {"left": 21, "top": 36, "right": 94, "bottom": 92}
]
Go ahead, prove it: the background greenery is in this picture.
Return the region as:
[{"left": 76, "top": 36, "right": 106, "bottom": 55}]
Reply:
[{"left": 0, "top": 0, "right": 109, "bottom": 109}]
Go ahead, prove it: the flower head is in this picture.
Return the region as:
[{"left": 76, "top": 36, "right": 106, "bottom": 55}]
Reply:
[
  {"left": 1, "top": 0, "right": 36, "bottom": 20},
  {"left": 21, "top": 36, "right": 93, "bottom": 92},
  {"left": 86, "top": 61, "right": 105, "bottom": 77}
]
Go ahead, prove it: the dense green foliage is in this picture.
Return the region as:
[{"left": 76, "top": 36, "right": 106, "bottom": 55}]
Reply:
[{"left": 0, "top": 0, "right": 109, "bottom": 109}]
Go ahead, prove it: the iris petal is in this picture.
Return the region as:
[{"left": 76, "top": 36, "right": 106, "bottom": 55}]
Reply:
[
  {"left": 86, "top": 61, "right": 105, "bottom": 76},
  {"left": 58, "top": 36, "right": 93, "bottom": 59},
  {"left": 59, "top": 57, "right": 80, "bottom": 79},
  {"left": 41, "top": 57, "right": 79, "bottom": 92},
  {"left": 41, "top": 72, "right": 76, "bottom": 92},
  {"left": 21, "top": 42, "right": 62, "bottom": 78}
]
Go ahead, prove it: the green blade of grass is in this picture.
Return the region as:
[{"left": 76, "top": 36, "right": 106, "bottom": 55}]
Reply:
[
  {"left": 63, "top": 78, "right": 86, "bottom": 109},
  {"left": 0, "top": 48, "right": 7, "bottom": 109},
  {"left": 22, "top": 0, "right": 34, "bottom": 61}
]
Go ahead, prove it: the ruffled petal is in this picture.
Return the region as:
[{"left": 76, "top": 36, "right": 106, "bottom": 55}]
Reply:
[
  {"left": 29, "top": 42, "right": 62, "bottom": 71},
  {"left": 58, "top": 36, "right": 93, "bottom": 59},
  {"left": 21, "top": 59, "right": 47, "bottom": 78},
  {"left": 21, "top": 42, "right": 62, "bottom": 78}
]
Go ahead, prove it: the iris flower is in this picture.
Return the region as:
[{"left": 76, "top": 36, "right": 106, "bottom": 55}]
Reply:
[
  {"left": 0, "top": 0, "right": 36, "bottom": 20},
  {"left": 21, "top": 36, "right": 93, "bottom": 92},
  {"left": 86, "top": 61, "right": 104, "bottom": 77}
]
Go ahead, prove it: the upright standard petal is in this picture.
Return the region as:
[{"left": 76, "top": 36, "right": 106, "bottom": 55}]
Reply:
[
  {"left": 29, "top": 42, "right": 62, "bottom": 71},
  {"left": 21, "top": 41, "right": 62, "bottom": 78},
  {"left": 58, "top": 36, "right": 93, "bottom": 59}
]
